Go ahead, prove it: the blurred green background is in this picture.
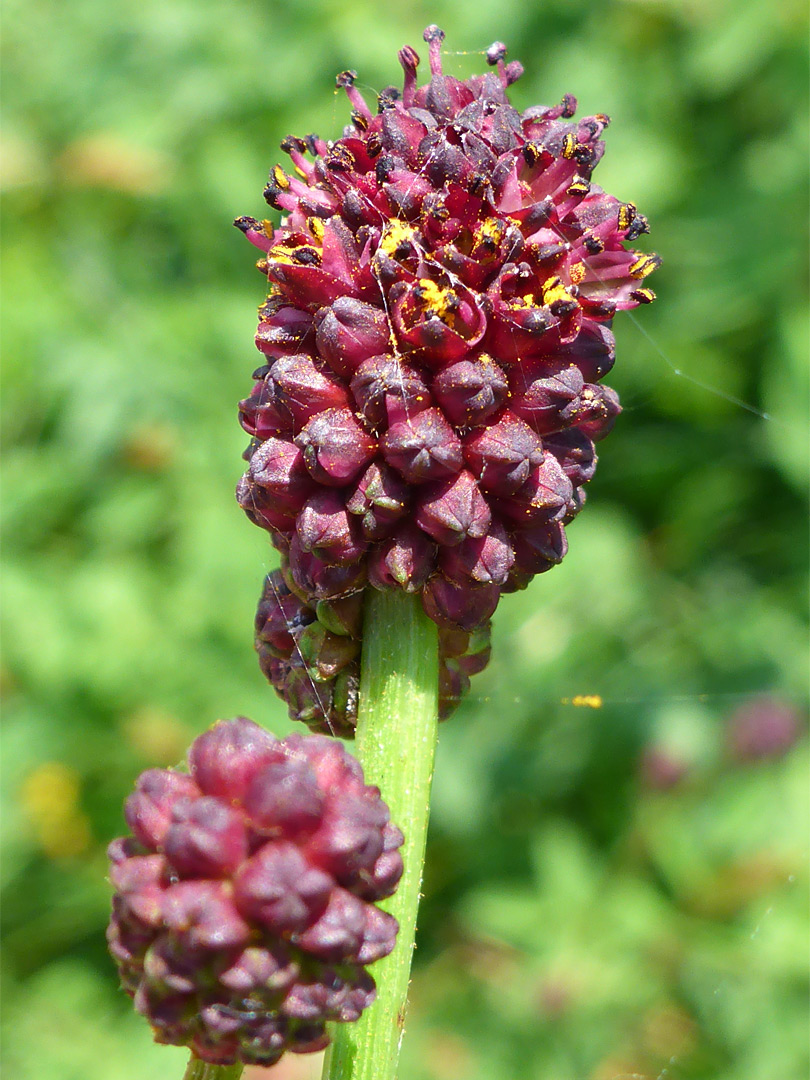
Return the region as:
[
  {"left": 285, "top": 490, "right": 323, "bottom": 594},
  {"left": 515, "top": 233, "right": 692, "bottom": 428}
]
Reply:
[{"left": 2, "top": 0, "right": 808, "bottom": 1078}]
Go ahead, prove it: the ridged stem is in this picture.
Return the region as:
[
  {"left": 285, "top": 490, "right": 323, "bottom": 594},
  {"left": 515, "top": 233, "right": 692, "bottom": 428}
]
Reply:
[
  {"left": 323, "top": 588, "right": 440, "bottom": 1080},
  {"left": 182, "top": 1055, "right": 243, "bottom": 1080}
]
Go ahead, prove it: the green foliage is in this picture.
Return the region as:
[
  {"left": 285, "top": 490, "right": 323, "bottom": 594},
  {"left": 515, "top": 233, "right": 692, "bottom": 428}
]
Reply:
[{"left": 1, "top": 1, "right": 807, "bottom": 1078}]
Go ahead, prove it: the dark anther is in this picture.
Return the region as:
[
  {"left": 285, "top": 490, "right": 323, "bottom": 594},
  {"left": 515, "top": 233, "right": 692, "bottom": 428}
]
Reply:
[
  {"left": 522, "top": 142, "right": 542, "bottom": 167},
  {"left": 366, "top": 134, "right": 383, "bottom": 158},
  {"left": 560, "top": 94, "right": 577, "bottom": 118},
  {"left": 326, "top": 144, "right": 355, "bottom": 172},
  {"left": 291, "top": 247, "right": 322, "bottom": 266},
  {"left": 566, "top": 176, "right": 590, "bottom": 196},
  {"left": 377, "top": 87, "right": 401, "bottom": 112},
  {"left": 280, "top": 136, "right": 307, "bottom": 154},
  {"left": 233, "top": 216, "right": 260, "bottom": 234},
  {"left": 251, "top": 364, "right": 272, "bottom": 380},
  {"left": 336, "top": 70, "right": 358, "bottom": 89},
  {"left": 625, "top": 215, "right": 650, "bottom": 242},
  {"left": 351, "top": 110, "right": 369, "bottom": 131},
  {"left": 630, "top": 288, "right": 656, "bottom": 304},
  {"left": 549, "top": 298, "right": 579, "bottom": 317},
  {"left": 583, "top": 235, "right": 605, "bottom": 254},
  {"left": 469, "top": 174, "right": 492, "bottom": 197},
  {"left": 423, "top": 24, "right": 445, "bottom": 43},
  {"left": 375, "top": 156, "right": 396, "bottom": 185},
  {"left": 304, "top": 134, "right": 321, "bottom": 155},
  {"left": 263, "top": 183, "right": 282, "bottom": 208},
  {"left": 534, "top": 242, "right": 568, "bottom": 263},
  {"left": 617, "top": 203, "right": 637, "bottom": 232}
]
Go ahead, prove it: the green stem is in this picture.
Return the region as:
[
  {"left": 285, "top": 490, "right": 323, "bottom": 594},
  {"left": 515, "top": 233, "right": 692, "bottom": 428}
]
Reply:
[
  {"left": 323, "top": 588, "right": 439, "bottom": 1080},
  {"left": 182, "top": 1054, "right": 243, "bottom": 1080}
]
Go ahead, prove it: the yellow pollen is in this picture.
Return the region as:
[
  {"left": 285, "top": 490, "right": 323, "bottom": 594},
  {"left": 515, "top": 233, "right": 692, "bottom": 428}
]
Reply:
[
  {"left": 261, "top": 220, "right": 275, "bottom": 238},
  {"left": 632, "top": 287, "right": 656, "bottom": 303},
  {"left": 380, "top": 219, "right": 417, "bottom": 258},
  {"left": 628, "top": 254, "right": 660, "bottom": 279},
  {"left": 561, "top": 133, "right": 577, "bottom": 159},
  {"left": 273, "top": 165, "right": 290, "bottom": 190},
  {"left": 509, "top": 294, "right": 536, "bottom": 310},
  {"left": 541, "top": 275, "right": 573, "bottom": 307},
  {"left": 474, "top": 217, "right": 505, "bottom": 247},
  {"left": 617, "top": 203, "right": 636, "bottom": 231},
  {"left": 307, "top": 217, "right": 325, "bottom": 242},
  {"left": 414, "top": 278, "right": 457, "bottom": 322},
  {"left": 568, "top": 694, "right": 603, "bottom": 709},
  {"left": 569, "top": 262, "right": 585, "bottom": 285}
]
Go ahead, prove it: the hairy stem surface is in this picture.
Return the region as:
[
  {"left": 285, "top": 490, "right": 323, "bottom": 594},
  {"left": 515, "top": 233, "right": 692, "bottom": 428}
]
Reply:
[{"left": 323, "top": 588, "right": 440, "bottom": 1080}]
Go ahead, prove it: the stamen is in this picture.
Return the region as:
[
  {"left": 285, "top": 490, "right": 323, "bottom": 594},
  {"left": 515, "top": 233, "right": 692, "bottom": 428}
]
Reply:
[
  {"left": 335, "top": 70, "right": 372, "bottom": 120},
  {"left": 423, "top": 25, "right": 445, "bottom": 76}
]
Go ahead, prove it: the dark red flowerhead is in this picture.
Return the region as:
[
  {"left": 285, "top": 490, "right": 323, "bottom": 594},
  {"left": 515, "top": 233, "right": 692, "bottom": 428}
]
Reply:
[
  {"left": 236, "top": 28, "right": 658, "bottom": 721},
  {"left": 108, "top": 718, "right": 403, "bottom": 1066}
]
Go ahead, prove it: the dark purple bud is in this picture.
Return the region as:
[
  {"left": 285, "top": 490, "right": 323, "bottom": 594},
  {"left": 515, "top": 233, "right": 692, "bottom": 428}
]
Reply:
[
  {"left": 305, "top": 789, "right": 389, "bottom": 883},
  {"left": 219, "top": 944, "right": 299, "bottom": 995},
  {"left": 542, "top": 429, "right": 597, "bottom": 485},
  {"left": 497, "top": 457, "right": 573, "bottom": 525},
  {"left": 381, "top": 407, "right": 463, "bottom": 482},
  {"left": 572, "top": 384, "right": 621, "bottom": 441},
  {"left": 295, "top": 407, "right": 377, "bottom": 486},
  {"left": 433, "top": 354, "right": 509, "bottom": 427},
  {"left": 142, "top": 934, "right": 208, "bottom": 994},
  {"left": 162, "top": 880, "right": 252, "bottom": 949},
  {"left": 255, "top": 571, "right": 314, "bottom": 659},
  {"left": 255, "top": 306, "right": 313, "bottom": 355},
  {"left": 188, "top": 717, "right": 279, "bottom": 801},
  {"left": 464, "top": 411, "right": 545, "bottom": 494},
  {"left": 294, "top": 887, "right": 367, "bottom": 961},
  {"left": 509, "top": 363, "right": 584, "bottom": 434},
  {"left": 512, "top": 519, "right": 568, "bottom": 574},
  {"left": 109, "top": 853, "right": 168, "bottom": 926},
  {"left": 368, "top": 524, "right": 435, "bottom": 592},
  {"left": 233, "top": 841, "right": 332, "bottom": 932},
  {"left": 264, "top": 354, "right": 350, "bottom": 428},
  {"left": 315, "top": 298, "right": 391, "bottom": 377},
  {"left": 247, "top": 436, "right": 314, "bottom": 511},
  {"left": 288, "top": 534, "right": 367, "bottom": 599},
  {"left": 163, "top": 797, "right": 248, "bottom": 878},
  {"left": 563, "top": 319, "right": 615, "bottom": 381},
  {"left": 346, "top": 462, "right": 410, "bottom": 541},
  {"left": 350, "top": 354, "right": 431, "bottom": 428},
  {"left": 124, "top": 770, "right": 201, "bottom": 850},
  {"left": 415, "top": 470, "right": 492, "bottom": 546},
  {"left": 296, "top": 489, "right": 368, "bottom": 565},
  {"left": 422, "top": 575, "right": 500, "bottom": 631},
  {"left": 243, "top": 759, "right": 325, "bottom": 837},
  {"left": 440, "top": 519, "right": 515, "bottom": 585},
  {"left": 357, "top": 905, "right": 399, "bottom": 963},
  {"left": 236, "top": 474, "right": 297, "bottom": 538}
]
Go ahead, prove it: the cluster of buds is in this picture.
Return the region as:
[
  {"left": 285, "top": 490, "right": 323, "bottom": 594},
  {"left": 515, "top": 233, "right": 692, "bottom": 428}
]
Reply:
[
  {"left": 107, "top": 718, "right": 403, "bottom": 1066},
  {"left": 255, "top": 569, "right": 491, "bottom": 734},
  {"left": 236, "top": 27, "right": 657, "bottom": 726}
]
